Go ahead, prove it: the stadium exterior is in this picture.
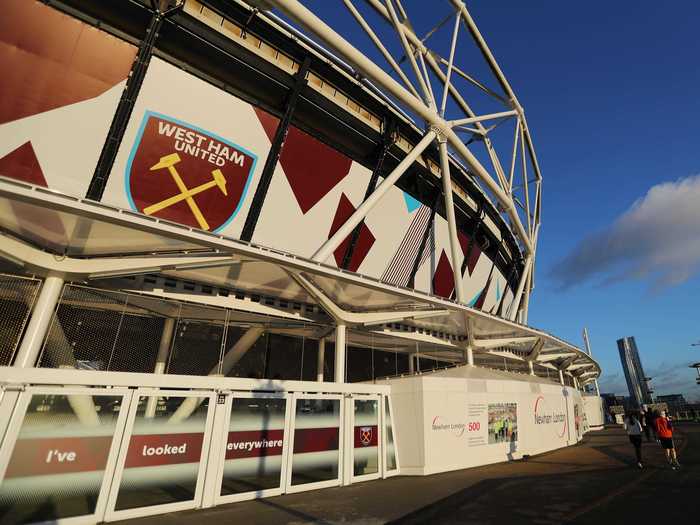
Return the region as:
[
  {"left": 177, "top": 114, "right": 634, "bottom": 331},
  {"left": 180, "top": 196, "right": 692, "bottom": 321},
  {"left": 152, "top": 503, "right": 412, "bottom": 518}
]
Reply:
[{"left": 0, "top": 1, "right": 603, "bottom": 523}]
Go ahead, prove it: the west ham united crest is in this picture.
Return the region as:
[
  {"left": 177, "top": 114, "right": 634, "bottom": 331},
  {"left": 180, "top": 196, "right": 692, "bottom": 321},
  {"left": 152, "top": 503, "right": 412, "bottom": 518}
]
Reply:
[
  {"left": 360, "top": 426, "right": 373, "bottom": 446},
  {"left": 126, "top": 111, "right": 257, "bottom": 232}
]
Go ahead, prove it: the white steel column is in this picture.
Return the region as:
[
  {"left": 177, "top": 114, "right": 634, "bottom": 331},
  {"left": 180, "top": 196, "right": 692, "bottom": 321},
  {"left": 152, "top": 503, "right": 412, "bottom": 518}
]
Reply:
[
  {"left": 559, "top": 369, "right": 565, "bottom": 386},
  {"left": 317, "top": 337, "right": 326, "bottom": 382},
  {"left": 153, "top": 317, "right": 176, "bottom": 374},
  {"left": 13, "top": 275, "right": 100, "bottom": 426},
  {"left": 145, "top": 317, "right": 176, "bottom": 418},
  {"left": 335, "top": 324, "right": 346, "bottom": 383},
  {"left": 466, "top": 346, "right": 474, "bottom": 366},
  {"left": 521, "top": 270, "right": 532, "bottom": 323},
  {"left": 313, "top": 130, "right": 436, "bottom": 263},
  {"left": 13, "top": 274, "right": 64, "bottom": 368},
  {"left": 528, "top": 361, "right": 535, "bottom": 376},
  {"left": 583, "top": 327, "right": 601, "bottom": 396},
  {"left": 438, "top": 139, "right": 465, "bottom": 302}
]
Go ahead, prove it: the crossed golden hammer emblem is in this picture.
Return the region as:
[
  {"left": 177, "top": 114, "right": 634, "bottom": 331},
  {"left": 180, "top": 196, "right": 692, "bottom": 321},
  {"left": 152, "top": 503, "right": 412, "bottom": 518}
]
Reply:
[{"left": 143, "top": 153, "right": 227, "bottom": 230}]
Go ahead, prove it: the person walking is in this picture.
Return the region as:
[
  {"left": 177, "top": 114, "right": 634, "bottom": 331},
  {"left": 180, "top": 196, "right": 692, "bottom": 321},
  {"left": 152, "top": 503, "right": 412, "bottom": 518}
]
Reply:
[
  {"left": 624, "top": 412, "right": 644, "bottom": 469},
  {"left": 645, "top": 408, "right": 659, "bottom": 443},
  {"left": 639, "top": 408, "right": 648, "bottom": 441},
  {"left": 655, "top": 410, "right": 681, "bottom": 469},
  {"left": 643, "top": 409, "right": 655, "bottom": 442}
]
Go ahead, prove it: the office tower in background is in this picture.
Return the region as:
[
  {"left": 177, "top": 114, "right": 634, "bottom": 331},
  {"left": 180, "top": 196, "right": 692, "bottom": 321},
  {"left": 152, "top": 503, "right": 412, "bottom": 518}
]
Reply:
[{"left": 617, "top": 336, "right": 653, "bottom": 407}]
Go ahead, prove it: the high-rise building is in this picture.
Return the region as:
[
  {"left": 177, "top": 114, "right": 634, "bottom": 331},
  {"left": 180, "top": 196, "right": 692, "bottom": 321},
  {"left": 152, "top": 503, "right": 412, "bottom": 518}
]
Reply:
[{"left": 617, "top": 337, "right": 653, "bottom": 407}]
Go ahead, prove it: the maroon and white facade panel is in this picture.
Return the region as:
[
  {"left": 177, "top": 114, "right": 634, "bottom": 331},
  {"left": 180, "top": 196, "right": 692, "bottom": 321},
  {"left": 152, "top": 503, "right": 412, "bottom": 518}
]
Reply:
[{"left": 0, "top": 0, "right": 514, "bottom": 315}]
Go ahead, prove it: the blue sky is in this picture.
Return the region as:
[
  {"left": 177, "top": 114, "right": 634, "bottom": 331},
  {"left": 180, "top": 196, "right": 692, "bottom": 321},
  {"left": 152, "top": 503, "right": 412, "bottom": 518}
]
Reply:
[
  {"left": 295, "top": 1, "right": 700, "bottom": 400},
  {"left": 463, "top": 1, "right": 700, "bottom": 400}
]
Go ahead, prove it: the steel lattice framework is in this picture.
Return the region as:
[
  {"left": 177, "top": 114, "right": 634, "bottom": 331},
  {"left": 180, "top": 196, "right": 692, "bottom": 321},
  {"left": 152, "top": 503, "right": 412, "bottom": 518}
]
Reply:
[
  {"left": 0, "top": 0, "right": 601, "bottom": 386},
  {"left": 264, "top": 0, "right": 542, "bottom": 323}
]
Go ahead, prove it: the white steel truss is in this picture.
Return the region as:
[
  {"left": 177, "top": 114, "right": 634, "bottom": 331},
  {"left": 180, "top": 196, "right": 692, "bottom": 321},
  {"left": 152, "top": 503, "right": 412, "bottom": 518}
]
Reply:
[{"left": 264, "top": 0, "right": 542, "bottom": 322}]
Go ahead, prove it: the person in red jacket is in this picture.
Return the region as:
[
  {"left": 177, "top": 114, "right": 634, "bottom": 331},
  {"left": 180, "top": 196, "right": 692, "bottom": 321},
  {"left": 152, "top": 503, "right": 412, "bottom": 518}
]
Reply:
[{"left": 654, "top": 410, "right": 681, "bottom": 469}]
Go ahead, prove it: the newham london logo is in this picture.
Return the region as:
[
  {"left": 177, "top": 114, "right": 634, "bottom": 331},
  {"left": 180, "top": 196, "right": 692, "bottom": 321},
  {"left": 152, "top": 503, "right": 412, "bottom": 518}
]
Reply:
[{"left": 125, "top": 111, "right": 257, "bottom": 232}]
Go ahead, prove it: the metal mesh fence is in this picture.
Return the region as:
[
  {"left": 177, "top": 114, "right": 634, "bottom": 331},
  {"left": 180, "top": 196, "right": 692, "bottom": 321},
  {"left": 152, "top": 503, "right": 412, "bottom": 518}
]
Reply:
[
  {"left": 39, "top": 285, "right": 231, "bottom": 374},
  {"left": 227, "top": 328, "right": 268, "bottom": 378},
  {"left": 28, "top": 282, "right": 569, "bottom": 384},
  {"left": 0, "top": 273, "right": 41, "bottom": 366},
  {"left": 166, "top": 304, "right": 228, "bottom": 376},
  {"left": 38, "top": 286, "right": 167, "bottom": 372},
  {"left": 35, "top": 284, "right": 321, "bottom": 379}
]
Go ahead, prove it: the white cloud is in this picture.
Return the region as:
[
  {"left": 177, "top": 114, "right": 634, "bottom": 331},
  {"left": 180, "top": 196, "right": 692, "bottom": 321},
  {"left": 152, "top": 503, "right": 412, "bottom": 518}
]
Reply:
[{"left": 551, "top": 174, "right": 700, "bottom": 290}]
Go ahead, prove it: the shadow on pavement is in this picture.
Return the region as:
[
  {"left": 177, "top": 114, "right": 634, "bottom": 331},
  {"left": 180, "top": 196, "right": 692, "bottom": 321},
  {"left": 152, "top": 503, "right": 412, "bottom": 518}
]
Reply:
[
  {"left": 119, "top": 424, "right": 698, "bottom": 525},
  {"left": 392, "top": 425, "right": 697, "bottom": 525}
]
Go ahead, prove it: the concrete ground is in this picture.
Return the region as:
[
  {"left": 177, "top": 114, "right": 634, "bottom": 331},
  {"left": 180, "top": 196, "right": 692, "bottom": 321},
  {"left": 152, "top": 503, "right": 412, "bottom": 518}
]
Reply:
[{"left": 120, "top": 423, "right": 697, "bottom": 524}]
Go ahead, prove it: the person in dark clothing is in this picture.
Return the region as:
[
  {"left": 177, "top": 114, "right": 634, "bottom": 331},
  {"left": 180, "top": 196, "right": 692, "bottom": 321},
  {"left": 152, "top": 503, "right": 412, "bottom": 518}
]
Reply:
[
  {"left": 624, "top": 412, "right": 644, "bottom": 468},
  {"left": 643, "top": 409, "right": 655, "bottom": 442},
  {"left": 647, "top": 410, "right": 659, "bottom": 442}
]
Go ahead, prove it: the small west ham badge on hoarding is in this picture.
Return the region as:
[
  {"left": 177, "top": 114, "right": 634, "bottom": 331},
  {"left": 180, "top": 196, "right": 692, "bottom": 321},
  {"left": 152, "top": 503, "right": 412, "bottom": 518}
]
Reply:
[
  {"left": 360, "top": 426, "right": 372, "bottom": 446},
  {"left": 125, "top": 111, "right": 257, "bottom": 232}
]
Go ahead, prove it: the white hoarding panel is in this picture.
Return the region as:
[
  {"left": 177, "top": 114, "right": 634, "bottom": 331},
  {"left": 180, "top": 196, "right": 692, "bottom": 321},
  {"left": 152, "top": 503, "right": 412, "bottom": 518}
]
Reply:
[{"left": 383, "top": 372, "right": 586, "bottom": 475}]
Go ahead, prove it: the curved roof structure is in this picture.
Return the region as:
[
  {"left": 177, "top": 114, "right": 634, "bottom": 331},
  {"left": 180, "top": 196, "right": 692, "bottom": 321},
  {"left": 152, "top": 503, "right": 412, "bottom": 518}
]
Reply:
[
  {"left": 260, "top": 0, "right": 542, "bottom": 319},
  {"left": 0, "top": 176, "right": 600, "bottom": 383},
  {"left": 0, "top": 0, "right": 600, "bottom": 385}
]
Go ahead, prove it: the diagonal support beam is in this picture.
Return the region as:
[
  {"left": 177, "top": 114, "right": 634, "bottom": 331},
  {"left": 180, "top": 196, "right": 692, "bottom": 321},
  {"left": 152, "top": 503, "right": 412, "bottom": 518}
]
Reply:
[
  {"left": 439, "top": 12, "right": 460, "bottom": 115},
  {"left": 385, "top": 0, "right": 435, "bottom": 108},
  {"left": 527, "top": 338, "right": 545, "bottom": 361},
  {"left": 270, "top": 0, "right": 532, "bottom": 256},
  {"left": 558, "top": 356, "right": 578, "bottom": 371},
  {"left": 361, "top": 0, "right": 534, "bottom": 254},
  {"left": 312, "top": 130, "right": 436, "bottom": 263},
  {"left": 508, "top": 256, "right": 532, "bottom": 321},
  {"left": 241, "top": 56, "right": 311, "bottom": 241},
  {"left": 341, "top": 119, "right": 396, "bottom": 270},
  {"left": 342, "top": 0, "right": 420, "bottom": 98},
  {"left": 288, "top": 271, "right": 448, "bottom": 326}
]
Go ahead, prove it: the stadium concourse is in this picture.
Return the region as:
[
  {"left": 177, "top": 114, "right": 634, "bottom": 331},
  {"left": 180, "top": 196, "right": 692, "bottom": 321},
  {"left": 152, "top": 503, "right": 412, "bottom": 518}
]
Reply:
[
  {"left": 119, "top": 423, "right": 699, "bottom": 525},
  {"left": 0, "top": 1, "right": 603, "bottom": 524}
]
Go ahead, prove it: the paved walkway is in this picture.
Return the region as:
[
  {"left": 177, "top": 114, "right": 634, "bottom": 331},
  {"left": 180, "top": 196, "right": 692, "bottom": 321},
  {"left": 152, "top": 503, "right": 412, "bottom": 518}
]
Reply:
[{"left": 121, "top": 424, "right": 697, "bottom": 524}]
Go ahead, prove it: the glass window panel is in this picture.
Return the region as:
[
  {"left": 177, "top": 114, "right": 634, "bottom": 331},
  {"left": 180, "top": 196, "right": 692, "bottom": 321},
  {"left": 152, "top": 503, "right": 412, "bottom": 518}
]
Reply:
[
  {"left": 266, "top": 334, "right": 302, "bottom": 380},
  {"left": 385, "top": 399, "right": 397, "bottom": 471},
  {"left": 221, "top": 397, "right": 287, "bottom": 496},
  {"left": 0, "top": 393, "right": 123, "bottom": 524},
  {"left": 353, "top": 399, "right": 379, "bottom": 477},
  {"left": 291, "top": 399, "right": 340, "bottom": 486},
  {"left": 114, "top": 395, "right": 209, "bottom": 511},
  {"left": 0, "top": 197, "right": 208, "bottom": 256},
  {"left": 347, "top": 346, "right": 373, "bottom": 383},
  {"left": 373, "top": 349, "right": 397, "bottom": 380}
]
